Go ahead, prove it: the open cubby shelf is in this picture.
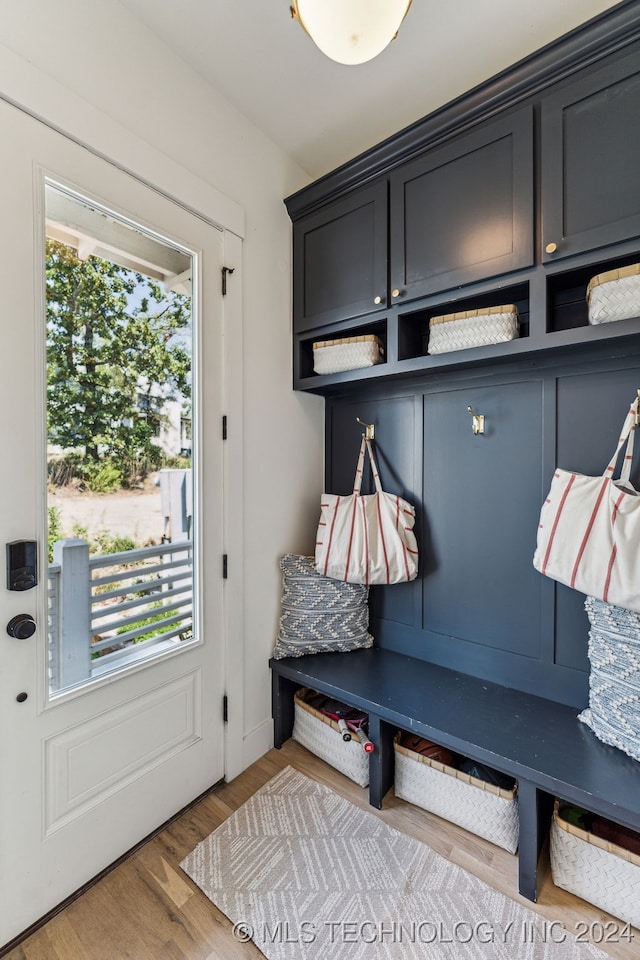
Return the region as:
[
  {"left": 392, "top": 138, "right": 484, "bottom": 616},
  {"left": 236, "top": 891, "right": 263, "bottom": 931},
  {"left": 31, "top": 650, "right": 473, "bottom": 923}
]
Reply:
[
  {"left": 297, "top": 317, "right": 388, "bottom": 382},
  {"left": 397, "top": 281, "right": 530, "bottom": 361},
  {"left": 294, "top": 247, "right": 640, "bottom": 392},
  {"left": 547, "top": 248, "right": 640, "bottom": 333}
]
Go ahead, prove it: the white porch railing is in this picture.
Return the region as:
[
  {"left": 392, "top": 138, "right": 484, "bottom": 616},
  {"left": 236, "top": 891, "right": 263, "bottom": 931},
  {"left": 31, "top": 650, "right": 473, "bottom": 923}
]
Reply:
[{"left": 48, "top": 538, "right": 193, "bottom": 692}]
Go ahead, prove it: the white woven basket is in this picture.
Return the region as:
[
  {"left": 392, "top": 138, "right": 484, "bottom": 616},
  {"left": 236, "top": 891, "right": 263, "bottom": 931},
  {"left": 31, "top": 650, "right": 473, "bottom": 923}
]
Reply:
[
  {"left": 313, "top": 334, "right": 384, "bottom": 375},
  {"left": 550, "top": 800, "right": 640, "bottom": 928},
  {"left": 428, "top": 304, "right": 519, "bottom": 355},
  {"left": 292, "top": 688, "right": 369, "bottom": 787},
  {"left": 393, "top": 737, "right": 519, "bottom": 853},
  {"left": 587, "top": 263, "right": 640, "bottom": 325}
]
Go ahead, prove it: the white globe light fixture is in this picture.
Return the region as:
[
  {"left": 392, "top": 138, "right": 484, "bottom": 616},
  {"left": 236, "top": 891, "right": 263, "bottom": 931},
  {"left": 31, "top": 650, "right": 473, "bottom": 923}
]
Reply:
[{"left": 291, "top": 0, "right": 413, "bottom": 66}]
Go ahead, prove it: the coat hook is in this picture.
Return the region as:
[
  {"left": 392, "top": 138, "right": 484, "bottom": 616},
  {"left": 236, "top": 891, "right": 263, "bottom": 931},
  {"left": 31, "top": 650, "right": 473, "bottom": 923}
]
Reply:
[
  {"left": 356, "top": 417, "right": 375, "bottom": 440},
  {"left": 467, "top": 405, "right": 485, "bottom": 436}
]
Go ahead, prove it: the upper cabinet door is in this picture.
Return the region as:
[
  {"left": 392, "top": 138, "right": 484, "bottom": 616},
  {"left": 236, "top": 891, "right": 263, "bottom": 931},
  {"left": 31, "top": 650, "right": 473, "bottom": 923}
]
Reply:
[
  {"left": 389, "top": 107, "right": 534, "bottom": 303},
  {"left": 293, "top": 181, "right": 388, "bottom": 332},
  {"left": 541, "top": 50, "right": 640, "bottom": 263}
]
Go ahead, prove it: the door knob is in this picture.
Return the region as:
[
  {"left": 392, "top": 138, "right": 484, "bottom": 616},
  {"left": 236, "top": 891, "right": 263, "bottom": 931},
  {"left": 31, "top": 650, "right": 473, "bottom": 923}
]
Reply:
[
  {"left": 7, "top": 614, "right": 36, "bottom": 639},
  {"left": 545, "top": 242, "right": 558, "bottom": 254}
]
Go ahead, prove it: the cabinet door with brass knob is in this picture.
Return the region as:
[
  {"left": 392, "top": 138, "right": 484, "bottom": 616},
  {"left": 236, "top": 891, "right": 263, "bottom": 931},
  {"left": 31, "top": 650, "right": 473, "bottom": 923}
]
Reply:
[
  {"left": 389, "top": 106, "right": 534, "bottom": 303},
  {"left": 541, "top": 49, "right": 640, "bottom": 262},
  {"left": 290, "top": 180, "right": 388, "bottom": 333}
]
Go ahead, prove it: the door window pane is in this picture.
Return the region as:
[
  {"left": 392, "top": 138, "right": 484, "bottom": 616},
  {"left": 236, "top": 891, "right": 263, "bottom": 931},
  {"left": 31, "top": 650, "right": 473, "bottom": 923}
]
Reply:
[{"left": 45, "top": 181, "right": 196, "bottom": 696}]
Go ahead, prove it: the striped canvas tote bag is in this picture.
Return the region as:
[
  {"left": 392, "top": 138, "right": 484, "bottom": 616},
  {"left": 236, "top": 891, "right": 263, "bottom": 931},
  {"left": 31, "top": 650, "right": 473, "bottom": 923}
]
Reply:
[
  {"left": 533, "top": 395, "right": 640, "bottom": 612},
  {"left": 315, "top": 437, "right": 418, "bottom": 585}
]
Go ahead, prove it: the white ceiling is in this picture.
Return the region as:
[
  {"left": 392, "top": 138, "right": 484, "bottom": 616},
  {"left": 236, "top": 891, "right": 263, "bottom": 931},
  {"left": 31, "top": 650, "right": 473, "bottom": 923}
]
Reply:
[{"left": 118, "top": 0, "right": 621, "bottom": 180}]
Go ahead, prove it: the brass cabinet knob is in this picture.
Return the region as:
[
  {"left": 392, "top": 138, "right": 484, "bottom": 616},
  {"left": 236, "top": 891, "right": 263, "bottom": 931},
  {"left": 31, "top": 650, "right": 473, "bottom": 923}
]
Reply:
[
  {"left": 392, "top": 288, "right": 401, "bottom": 298},
  {"left": 545, "top": 242, "right": 558, "bottom": 254},
  {"left": 374, "top": 295, "right": 382, "bottom": 305}
]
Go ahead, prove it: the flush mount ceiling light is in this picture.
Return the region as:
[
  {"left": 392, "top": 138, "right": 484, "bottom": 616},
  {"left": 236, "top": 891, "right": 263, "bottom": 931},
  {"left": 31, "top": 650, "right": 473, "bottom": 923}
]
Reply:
[{"left": 290, "top": 0, "right": 413, "bottom": 66}]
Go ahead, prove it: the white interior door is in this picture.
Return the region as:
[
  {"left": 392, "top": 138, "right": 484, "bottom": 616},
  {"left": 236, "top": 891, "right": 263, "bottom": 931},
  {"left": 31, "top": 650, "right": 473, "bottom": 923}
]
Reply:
[{"left": 0, "top": 99, "right": 225, "bottom": 947}]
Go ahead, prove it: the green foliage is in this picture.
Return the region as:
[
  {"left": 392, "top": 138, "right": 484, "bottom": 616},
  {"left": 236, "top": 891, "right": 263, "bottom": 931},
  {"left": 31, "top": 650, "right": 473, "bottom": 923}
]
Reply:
[
  {"left": 82, "top": 459, "right": 122, "bottom": 493},
  {"left": 93, "top": 530, "right": 138, "bottom": 555},
  {"left": 48, "top": 453, "right": 84, "bottom": 487},
  {"left": 70, "top": 522, "right": 139, "bottom": 557},
  {"left": 47, "top": 506, "right": 63, "bottom": 563},
  {"left": 46, "top": 238, "right": 191, "bottom": 479},
  {"left": 51, "top": 509, "right": 135, "bottom": 561},
  {"left": 116, "top": 601, "right": 171, "bottom": 644},
  {"left": 94, "top": 579, "right": 192, "bottom": 659},
  {"left": 48, "top": 451, "right": 165, "bottom": 490}
]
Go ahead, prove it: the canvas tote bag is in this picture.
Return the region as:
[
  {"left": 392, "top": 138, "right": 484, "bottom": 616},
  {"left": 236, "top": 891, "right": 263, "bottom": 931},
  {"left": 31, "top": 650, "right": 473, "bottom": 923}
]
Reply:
[
  {"left": 315, "top": 437, "right": 418, "bottom": 585},
  {"left": 533, "top": 395, "right": 640, "bottom": 612}
]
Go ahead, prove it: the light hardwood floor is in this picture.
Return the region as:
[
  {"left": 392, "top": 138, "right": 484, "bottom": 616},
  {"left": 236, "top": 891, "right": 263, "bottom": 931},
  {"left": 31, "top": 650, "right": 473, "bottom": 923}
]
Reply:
[{"left": 4, "top": 739, "right": 637, "bottom": 960}]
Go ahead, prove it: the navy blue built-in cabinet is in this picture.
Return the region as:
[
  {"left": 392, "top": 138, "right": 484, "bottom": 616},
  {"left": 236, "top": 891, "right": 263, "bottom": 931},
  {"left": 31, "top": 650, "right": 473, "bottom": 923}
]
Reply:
[{"left": 285, "top": 1, "right": 640, "bottom": 710}]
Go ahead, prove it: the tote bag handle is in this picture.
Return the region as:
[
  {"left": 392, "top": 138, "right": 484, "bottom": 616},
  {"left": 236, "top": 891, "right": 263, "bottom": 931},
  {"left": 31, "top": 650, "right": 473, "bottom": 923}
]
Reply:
[
  {"left": 605, "top": 396, "right": 638, "bottom": 486},
  {"left": 353, "top": 437, "right": 383, "bottom": 496}
]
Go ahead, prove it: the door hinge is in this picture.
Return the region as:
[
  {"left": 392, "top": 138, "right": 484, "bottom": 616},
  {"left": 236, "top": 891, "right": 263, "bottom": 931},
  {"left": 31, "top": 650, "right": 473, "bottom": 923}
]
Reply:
[
  {"left": 222, "top": 414, "right": 227, "bottom": 440},
  {"left": 223, "top": 694, "right": 228, "bottom": 723},
  {"left": 221, "top": 265, "right": 235, "bottom": 296},
  {"left": 222, "top": 554, "right": 228, "bottom": 579}
]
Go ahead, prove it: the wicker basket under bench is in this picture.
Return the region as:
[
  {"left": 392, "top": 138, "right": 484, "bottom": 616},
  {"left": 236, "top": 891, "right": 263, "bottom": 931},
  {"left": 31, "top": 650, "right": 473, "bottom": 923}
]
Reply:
[
  {"left": 394, "top": 733, "right": 519, "bottom": 853},
  {"left": 550, "top": 799, "right": 640, "bottom": 928},
  {"left": 292, "top": 687, "right": 370, "bottom": 787}
]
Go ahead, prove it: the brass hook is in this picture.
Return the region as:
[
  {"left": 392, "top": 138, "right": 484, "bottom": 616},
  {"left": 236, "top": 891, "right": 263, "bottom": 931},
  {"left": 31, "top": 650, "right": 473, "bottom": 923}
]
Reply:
[
  {"left": 356, "top": 417, "right": 375, "bottom": 441},
  {"left": 467, "top": 406, "right": 485, "bottom": 436}
]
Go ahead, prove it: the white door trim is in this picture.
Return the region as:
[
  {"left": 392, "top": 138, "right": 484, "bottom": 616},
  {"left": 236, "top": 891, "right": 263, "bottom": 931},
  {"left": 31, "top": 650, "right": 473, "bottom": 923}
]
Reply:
[{"left": 221, "top": 230, "right": 245, "bottom": 782}]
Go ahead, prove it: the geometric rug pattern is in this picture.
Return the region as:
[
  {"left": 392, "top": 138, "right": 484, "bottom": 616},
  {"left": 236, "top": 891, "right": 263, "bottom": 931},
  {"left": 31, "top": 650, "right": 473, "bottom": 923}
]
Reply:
[{"left": 180, "top": 766, "right": 608, "bottom": 960}]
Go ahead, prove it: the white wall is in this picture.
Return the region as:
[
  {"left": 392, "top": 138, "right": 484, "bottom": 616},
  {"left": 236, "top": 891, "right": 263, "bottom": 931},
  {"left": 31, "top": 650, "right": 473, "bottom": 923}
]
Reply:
[{"left": 0, "top": 0, "right": 324, "bottom": 773}]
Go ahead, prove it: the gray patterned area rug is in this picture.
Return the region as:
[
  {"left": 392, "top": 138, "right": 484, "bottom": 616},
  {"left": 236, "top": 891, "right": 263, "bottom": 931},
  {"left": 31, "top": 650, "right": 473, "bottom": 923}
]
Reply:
[{"left": 180, "top": 766, "right": 609, "bottom": 960}]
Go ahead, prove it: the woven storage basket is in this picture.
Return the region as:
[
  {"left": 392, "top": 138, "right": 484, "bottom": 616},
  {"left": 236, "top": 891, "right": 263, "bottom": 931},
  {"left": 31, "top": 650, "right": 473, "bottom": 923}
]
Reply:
[
  {"left": 587, "top": 263, "right": 640, "bottom": 325},
  {"left": 428, "top": 304, "right": 519, "bottom": 355},
  {"left": 312, "top": 334, "right": 384, "bottom": 375},
  {"left": 292, "top": 688, "right": 369, "bottom": 787},
  {"left": 550, "top": 800, "right": 640, "bottom": 928},
  {"left": 393, "top": 734, "right": 519, "bottom": 853}
]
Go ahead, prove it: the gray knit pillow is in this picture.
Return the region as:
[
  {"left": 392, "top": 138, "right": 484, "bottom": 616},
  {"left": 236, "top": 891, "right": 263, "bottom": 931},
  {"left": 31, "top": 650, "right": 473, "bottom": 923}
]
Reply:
[
  {"left": 272, "top": 555, "right": 373, "bottom": 659},
  {"left": 579, "top": 596, "right": 640, "bottom": 762}
]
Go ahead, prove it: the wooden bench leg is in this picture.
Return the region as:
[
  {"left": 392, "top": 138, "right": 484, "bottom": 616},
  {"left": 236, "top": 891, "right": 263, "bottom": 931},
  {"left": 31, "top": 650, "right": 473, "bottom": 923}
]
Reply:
[
  {"left": 271, "top": 672, "right": 299, "bottom": 748},
  {"left": 367, "top": 715, "right": 395, "bottom": 809},
  {"left": 517, "top": 779, "right": 553, "bottom": 902}
]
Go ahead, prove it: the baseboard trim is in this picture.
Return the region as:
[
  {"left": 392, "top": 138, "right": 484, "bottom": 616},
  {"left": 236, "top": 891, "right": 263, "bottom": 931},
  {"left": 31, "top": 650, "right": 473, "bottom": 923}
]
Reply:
[{"left": 242, "top": 718, "right": 274, "bottom": 772}]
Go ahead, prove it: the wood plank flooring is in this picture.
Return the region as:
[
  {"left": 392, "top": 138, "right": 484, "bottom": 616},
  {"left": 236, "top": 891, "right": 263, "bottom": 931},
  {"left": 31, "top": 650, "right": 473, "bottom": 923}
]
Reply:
[{"left": 4, "top": 740, "right": 637, "bottom": 959}]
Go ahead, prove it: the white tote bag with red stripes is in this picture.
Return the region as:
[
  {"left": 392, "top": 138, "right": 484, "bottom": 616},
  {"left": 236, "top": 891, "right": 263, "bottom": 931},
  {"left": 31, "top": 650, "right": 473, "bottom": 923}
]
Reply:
[
  {"left": 533, "top": 395, "right": 640, "bottom": 612},
  {"left": 315, "top": 437, "right": 418, "bottom": 585}
]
